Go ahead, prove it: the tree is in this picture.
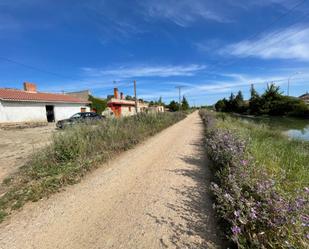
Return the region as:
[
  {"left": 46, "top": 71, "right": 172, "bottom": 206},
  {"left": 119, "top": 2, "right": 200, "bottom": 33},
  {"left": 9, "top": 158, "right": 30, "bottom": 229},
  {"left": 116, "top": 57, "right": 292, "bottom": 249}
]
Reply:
[
  {"left": 234, "top": 90, "right": 246, "bottom": 113},
  {"left": 213, "top": 83, "right": 309, "bottom": 118},
  {"left": 215, "top": 99, "right": 226, "bottom": 112},
  {"left": 168, "top": 100, "right": 179, "bottom": 112},
  {"left": 249, "top": 85, "right": 262, "bottom": 115},
  {"left": 88, "top": 95, "right": 107, "bottom": 114},
  {"left": 261, "top": 84, "right": 283, "bottom": 115},
  {"left": 125, "top": 95, "right": 134, "bottom": 101},
  {"left": 225, "top": 93, "right": 235, "bottom": 112},
  {"left": 181, "top": 96, "right": 189, "bottom": 110}
]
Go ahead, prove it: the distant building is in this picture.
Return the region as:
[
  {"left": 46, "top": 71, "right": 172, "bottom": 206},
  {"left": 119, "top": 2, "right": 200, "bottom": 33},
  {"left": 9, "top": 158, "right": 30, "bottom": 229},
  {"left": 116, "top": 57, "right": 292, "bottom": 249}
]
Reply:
[
  {"left": 299, "top": 92, "right": 309, "bottom": 105},
  {"left": 138, "top": 101, "right": 149, "bottom": 113},
  {"left": 107, "top": 88, "right": 149, "bottom": 117},
  {"left": 65, "top": 90, "right": 91, "bottom": 102},
  {"left": 148, "top": 105, "right": 165, "bottom": 113},
  {"left": 0, "top": 82, "right": 90, "bottom": 123}
]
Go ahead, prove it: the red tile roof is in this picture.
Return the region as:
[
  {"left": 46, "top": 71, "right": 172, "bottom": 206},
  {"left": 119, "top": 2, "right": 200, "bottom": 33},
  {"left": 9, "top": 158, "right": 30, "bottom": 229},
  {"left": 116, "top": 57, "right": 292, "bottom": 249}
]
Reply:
[{"left": 0, "top": 88, "right": 90, "bottom": 104}]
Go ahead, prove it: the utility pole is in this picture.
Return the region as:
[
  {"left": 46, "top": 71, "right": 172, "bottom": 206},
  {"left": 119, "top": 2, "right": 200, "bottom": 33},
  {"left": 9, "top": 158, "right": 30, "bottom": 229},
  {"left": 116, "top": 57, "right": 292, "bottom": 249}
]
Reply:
[
  {"left": 175, "top": 86, "right": 184, "bottom": 111},
  {"left": 287, "top": 72, "right": 301, "bottom": 96},
  {"left": 134, "top": 80, "right": 138, "bottom": 113}
]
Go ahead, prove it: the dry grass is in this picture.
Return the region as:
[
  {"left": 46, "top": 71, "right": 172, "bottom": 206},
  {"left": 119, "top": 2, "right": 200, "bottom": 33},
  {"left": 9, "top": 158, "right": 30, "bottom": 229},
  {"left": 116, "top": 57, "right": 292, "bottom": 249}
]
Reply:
[{"left": 0, "top": 112, "right": 186, "bottom": 222}]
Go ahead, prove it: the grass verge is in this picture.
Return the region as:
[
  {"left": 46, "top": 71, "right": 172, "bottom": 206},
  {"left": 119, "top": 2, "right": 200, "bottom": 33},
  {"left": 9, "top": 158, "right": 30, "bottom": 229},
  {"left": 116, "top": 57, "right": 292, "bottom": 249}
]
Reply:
[
  {"left": 199, "top": 110, "right": 308, "bottom": 249},
  {"left": 0, "top": 112, "right": 186, "bottom": 223}
]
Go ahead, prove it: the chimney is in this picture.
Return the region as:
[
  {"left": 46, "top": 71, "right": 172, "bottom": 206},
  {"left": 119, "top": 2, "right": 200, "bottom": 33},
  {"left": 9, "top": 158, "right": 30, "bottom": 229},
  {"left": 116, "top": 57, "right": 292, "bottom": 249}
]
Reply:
[
  {"left": 23, "top": 82, "right": 37, "bottom": 93},
  {"left": 120, "top": 92, "right": 124, "bottom": 100},
  {"left": 114, "top": 88, "right": 119, "bottom": 99}
]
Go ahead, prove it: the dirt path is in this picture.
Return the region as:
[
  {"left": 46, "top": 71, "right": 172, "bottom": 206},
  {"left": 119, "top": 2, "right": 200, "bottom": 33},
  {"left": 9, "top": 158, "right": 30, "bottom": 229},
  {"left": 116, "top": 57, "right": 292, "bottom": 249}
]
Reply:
[
  {"left": 0, "top": 125, "right": 55, "bottom": 183},
  {"left": 0, "top": 112, "right": 225, "bottom": 249}
]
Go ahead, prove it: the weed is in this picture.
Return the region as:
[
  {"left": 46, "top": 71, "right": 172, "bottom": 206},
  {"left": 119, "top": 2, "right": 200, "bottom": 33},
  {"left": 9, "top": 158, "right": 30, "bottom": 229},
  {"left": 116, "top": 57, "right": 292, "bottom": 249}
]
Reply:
[{"left": 0, "top": 112, "right": 186, "bottom": 222}]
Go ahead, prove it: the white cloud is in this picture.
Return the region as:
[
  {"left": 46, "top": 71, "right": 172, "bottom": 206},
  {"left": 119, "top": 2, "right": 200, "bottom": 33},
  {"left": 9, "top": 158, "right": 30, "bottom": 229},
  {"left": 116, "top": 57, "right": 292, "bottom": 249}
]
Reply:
[
  {"left": 222, "top": 26, "right": 309, "bottom": 61},
  {"left": 140, "top": 0, "right": 230, "bottom": 27},
  {"left": 82, "top": 64, "right": 206, "bottom": 78}
]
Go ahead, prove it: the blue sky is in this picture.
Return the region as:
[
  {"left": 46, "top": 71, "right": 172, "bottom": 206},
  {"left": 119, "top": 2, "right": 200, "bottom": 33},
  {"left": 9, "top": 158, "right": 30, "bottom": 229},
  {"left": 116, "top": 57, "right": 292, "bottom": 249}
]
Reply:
[{"left": 1, "top": 0, "right": 309, "bottom": 105}]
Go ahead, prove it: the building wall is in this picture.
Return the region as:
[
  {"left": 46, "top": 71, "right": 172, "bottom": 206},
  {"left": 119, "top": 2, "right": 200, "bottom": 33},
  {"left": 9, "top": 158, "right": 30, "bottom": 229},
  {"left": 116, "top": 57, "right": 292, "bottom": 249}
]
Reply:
[
  {"left": 0, "top": 101, "right": 89, "bottom": 123},
  {"left": 148, "top": 106, "right": 165, "bottom": 113},
  {"left": 53, "top": 103, "right": 90, "bottom": 121},
  {"left": 121, "top": 105, "right": 135, "bottom": 116}
]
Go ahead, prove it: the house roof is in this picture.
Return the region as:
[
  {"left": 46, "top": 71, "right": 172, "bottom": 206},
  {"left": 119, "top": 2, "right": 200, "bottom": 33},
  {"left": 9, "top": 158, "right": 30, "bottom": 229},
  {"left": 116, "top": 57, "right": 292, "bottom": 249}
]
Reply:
[
  {"left": 0, "top": 88, "right": 90, "bottom": 104},
  {"left": 107, "top": 98, "right": 150, "bottom": 107},
  {"left": 108, "top": 98, "right": 136, "bottom": 106},
  {"left": 299, "top": 92, "right": 309, "bottom": 99}
]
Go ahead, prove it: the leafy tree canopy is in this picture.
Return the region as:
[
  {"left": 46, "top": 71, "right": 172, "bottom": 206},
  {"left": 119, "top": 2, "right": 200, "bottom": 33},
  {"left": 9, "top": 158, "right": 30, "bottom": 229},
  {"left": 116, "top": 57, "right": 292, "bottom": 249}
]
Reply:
[
  {"left": 214, "top": 83, "right": 309, "bottom": 118},
  {"left": 89, "top": 95, "right": 107, "bottom": 114}
]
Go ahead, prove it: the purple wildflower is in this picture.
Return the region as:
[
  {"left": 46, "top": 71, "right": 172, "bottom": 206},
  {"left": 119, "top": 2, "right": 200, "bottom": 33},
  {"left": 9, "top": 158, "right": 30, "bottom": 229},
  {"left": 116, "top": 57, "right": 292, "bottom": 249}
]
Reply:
[
  {"left": 234, "top": 210, "right": 240, "bottom": 218},
  {"left": 241, "top": 160, "right": 248, "bottom": 166},
  {"left": 232, "top": 226, "right": 241, "bottom": 235},
  {"left": 250, "top": 208, "right": 257, "bottom": 219}
]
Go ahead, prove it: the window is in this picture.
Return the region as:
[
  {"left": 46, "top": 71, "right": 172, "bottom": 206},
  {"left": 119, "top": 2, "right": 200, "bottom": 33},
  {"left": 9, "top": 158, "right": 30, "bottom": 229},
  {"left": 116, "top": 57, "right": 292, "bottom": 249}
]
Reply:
[
  {"left": 129, "top": 106, "right": 131, "bottom": 112},
  {"left": 71, "top": 113, "right": 82, "bottom": 119}
]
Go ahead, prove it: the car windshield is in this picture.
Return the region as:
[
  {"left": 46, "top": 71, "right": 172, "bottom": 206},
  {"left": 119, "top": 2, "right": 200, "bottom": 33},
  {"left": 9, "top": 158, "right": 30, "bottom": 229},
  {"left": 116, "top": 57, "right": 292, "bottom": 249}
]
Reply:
[{"left": 71, "top": 113, "right": 82, "bottom": 118}]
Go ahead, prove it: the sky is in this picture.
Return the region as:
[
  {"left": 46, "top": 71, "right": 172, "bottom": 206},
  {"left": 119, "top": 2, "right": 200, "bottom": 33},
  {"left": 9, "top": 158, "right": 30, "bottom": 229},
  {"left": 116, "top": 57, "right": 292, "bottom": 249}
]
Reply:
[{"left": 0, "top": 0, "right": 309, "bottom": 105}]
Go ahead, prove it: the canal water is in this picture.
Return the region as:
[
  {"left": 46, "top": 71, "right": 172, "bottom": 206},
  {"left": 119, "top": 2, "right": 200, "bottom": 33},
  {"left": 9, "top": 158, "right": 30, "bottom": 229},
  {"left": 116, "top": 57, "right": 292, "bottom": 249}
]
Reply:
[{"left": 237, "top": 115, "right": 309, "bottom": 141}]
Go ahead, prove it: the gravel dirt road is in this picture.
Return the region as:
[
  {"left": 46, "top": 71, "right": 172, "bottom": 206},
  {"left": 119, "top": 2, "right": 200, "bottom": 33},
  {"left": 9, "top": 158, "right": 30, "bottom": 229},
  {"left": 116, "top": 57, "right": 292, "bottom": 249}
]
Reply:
[{"left": 0, "top": 112, "right": 225, "bottom": 249}]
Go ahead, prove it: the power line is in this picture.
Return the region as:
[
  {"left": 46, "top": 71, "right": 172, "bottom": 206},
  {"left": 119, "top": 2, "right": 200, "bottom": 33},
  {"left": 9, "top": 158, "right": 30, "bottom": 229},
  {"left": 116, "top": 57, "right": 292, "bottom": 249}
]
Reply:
[
  {"left": 0, "top": 0, "right": 307, "bottom": 91},
  {"left": 0, "top": 56, "right": 88, "bottom": 83},
  {"left": 205, "top": 0, "right": 308, "bottom": 72},
  {"left": 182, "top": 77, "right": 309, "bottom": 99}
]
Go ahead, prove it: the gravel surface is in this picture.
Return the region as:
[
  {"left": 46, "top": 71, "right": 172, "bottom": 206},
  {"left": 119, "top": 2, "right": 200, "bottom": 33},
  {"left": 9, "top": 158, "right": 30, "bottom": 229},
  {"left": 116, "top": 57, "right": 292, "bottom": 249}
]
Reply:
[
  {"left": 0, "top": 112, "right": 225, "bottom": 249},
  {"left": 0, "top": 124, "right": 55, "bottom": 183}
]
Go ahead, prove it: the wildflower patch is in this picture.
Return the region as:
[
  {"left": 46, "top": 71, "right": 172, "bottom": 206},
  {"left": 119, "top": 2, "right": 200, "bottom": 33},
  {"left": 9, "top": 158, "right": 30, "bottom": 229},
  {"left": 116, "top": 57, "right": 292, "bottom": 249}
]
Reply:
[{"left": 199, "top": 110, "right": 309, "bottom": 249}]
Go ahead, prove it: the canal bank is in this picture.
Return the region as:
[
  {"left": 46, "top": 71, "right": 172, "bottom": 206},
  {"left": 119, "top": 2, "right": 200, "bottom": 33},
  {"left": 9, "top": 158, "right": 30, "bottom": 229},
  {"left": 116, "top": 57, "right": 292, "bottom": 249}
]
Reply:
[{"left": 233, "top": 114, "right": 309, "bottom": 141}]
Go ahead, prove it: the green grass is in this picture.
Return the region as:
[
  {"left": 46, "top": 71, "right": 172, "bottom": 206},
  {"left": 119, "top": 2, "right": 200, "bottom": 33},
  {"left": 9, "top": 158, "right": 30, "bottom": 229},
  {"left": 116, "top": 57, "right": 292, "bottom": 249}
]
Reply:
[
  {"left": 0, "top": 112, "right": 186, "bottom": 222},
  {"left": 215, "top": 114, "right": 309, "bottom": 196}
]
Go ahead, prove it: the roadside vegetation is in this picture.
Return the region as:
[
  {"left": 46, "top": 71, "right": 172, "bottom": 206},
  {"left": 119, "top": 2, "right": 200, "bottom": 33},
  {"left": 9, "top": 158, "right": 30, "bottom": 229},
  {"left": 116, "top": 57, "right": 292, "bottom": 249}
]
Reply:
[
  {"left": 215, "top": 84, "right": 309, "bottom": 118},
  {"left": 199, "top": 109, "right": 309, "bottom": 248},
  {"left": 0, "top": 112, "right": 186, "bottom": 222}
]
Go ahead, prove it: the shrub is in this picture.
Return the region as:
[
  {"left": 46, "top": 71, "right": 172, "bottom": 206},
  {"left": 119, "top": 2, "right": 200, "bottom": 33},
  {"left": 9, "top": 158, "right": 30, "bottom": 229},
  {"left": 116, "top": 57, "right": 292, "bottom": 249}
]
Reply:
[{"left": 199, "top": 110, "right": 309, "bottom": 248}]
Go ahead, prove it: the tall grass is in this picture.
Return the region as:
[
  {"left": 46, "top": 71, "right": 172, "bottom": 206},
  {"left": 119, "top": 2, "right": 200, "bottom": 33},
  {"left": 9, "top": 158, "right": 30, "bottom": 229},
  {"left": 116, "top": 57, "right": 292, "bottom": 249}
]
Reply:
[
  {"left": 0, "top": 112, "right": 186, "bottom": 222},
  {"left": 199, "top": 110, "right": 309, "bottom": 248},
  {"left": 215, "top": 114, "right": 309, "bottom": 194}
]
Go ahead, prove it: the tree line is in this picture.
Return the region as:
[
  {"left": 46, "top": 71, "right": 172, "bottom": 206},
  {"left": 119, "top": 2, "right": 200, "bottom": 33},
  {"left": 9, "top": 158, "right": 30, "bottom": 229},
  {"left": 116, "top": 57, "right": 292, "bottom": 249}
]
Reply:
[{"left": 215, "top": 84, "right": 309, "bottom": 117}]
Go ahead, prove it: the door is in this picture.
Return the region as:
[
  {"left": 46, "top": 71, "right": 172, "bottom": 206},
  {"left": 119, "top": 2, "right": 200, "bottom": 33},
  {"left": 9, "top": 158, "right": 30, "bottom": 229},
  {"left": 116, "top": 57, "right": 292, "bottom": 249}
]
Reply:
[
  {"left": 45, "top": 105, "right": 55, "bottom": 122},
  {"left": 111, "top": 105, "right": 121, "bottom": 117}
]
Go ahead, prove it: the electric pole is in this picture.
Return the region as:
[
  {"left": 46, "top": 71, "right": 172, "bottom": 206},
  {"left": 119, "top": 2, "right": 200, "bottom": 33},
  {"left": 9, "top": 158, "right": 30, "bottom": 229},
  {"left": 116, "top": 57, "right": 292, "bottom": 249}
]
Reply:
[
  {"left": 134, "top": 80, "right": 138, "bottom": 113},
  {"left": 175, "top": 86, "right": 184, "bottom": 111},
  {"left": 287, "top": 72, "right": 301, "bottom": 96}
]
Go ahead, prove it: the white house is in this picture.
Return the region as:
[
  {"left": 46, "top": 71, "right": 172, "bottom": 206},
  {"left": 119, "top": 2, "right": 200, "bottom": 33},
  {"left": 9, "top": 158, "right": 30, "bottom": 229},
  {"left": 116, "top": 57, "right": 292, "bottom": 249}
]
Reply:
[
  {"left": 0, "top": 82, "right": 90, "bottom": 123},
  {"left": 148, "top": 105, "right": 165, "bottom": 113},
  {"left": 299, "top": 92, "right": 309, "bottom": 105}
]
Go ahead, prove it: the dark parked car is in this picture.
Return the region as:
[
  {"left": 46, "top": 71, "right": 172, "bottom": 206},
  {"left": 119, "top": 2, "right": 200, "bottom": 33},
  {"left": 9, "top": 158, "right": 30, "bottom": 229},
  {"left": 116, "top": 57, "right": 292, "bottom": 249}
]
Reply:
[{"left": 56, "top": 112, "right": 103, "bottom": 129}]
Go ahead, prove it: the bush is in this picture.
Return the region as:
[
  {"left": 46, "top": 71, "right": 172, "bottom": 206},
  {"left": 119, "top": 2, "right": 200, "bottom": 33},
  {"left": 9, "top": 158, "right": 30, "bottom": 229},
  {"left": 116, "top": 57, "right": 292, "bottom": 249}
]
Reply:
[
  {"left": 214, "top": 84, "right": 309, "bottom": 118},
  {"left": 0, "top": 112, "right": 186, "bottom": 222},
  {"left": 199, "top": 110, "right": 309, "bottom": 248}
]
